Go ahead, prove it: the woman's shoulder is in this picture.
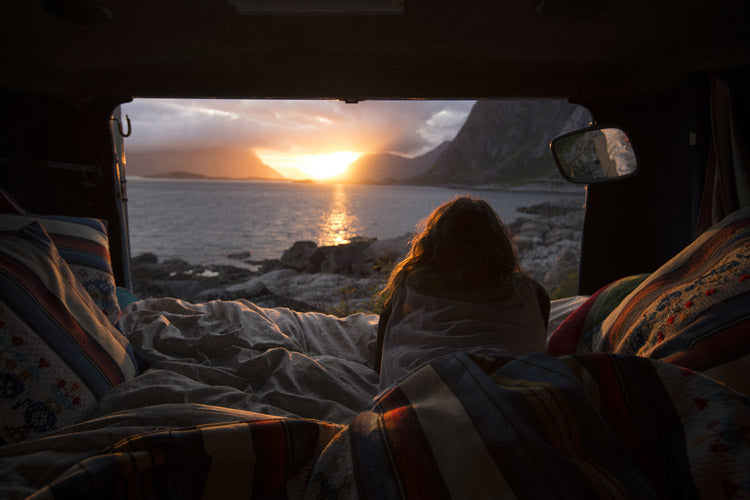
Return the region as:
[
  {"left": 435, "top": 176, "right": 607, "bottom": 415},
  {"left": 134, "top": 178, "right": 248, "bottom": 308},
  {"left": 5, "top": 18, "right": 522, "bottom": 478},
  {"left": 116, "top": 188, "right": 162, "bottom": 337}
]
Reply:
[
  {"left": 511, "top": 272, "right": 551, "bottom": 324},
  {"left": 512, "top": 272, "right": 549, "bottom": 300},
  {"left": 511, "top": 271, "right": 539, "bottom": 284},
  {"left": 398, "top": 272, "right": 548, "bottom": 308}
]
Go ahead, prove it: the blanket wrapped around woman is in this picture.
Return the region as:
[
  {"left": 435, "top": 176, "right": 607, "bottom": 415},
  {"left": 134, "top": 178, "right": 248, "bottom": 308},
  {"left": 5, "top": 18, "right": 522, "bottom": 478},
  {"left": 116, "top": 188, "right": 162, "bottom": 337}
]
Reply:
[{"left": 377, "top": 273, "right": 550, "bottom": 390}]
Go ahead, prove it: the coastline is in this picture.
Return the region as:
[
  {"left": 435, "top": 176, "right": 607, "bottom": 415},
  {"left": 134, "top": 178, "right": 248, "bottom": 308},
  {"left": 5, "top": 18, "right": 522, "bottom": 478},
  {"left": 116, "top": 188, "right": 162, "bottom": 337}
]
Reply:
[
  {"left": 129, "top": 173, "right": 586, "bottom": 195},
  {"left": 130, "top": 199, "right": 585, "bottom": 315},
  {"left": 427, "top": 182, "right": 585, "bottom": 195}
]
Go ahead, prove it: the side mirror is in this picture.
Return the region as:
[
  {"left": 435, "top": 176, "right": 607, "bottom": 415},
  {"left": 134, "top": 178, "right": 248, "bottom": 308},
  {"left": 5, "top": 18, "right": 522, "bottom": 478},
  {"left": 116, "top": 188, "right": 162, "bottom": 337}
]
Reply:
[{"left": 550, "top": 126, "right": 638, "bottom": 184}]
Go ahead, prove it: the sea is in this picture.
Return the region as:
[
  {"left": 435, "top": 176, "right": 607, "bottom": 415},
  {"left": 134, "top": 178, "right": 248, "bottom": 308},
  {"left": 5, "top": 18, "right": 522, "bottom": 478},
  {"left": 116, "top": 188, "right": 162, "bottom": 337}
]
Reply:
[{"left": 126, "top": 177, "right": 585, "bottom": 266}]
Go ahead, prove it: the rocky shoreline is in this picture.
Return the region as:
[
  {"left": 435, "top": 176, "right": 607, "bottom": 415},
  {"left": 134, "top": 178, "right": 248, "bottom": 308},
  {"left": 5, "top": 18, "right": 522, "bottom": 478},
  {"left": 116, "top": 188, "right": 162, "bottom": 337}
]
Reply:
[
  {"left": 131, "top": 199, "right": 584, "bottom": 315},
  {"left": 510, "top": 199, "right": 584, "bottom": 297}
]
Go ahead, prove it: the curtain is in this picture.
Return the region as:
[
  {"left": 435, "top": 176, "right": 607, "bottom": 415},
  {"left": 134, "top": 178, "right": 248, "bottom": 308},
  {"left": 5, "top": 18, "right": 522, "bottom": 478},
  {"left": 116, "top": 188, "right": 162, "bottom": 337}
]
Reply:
[{"left": 695, "top": 75, "right": 750, "bottom": 236}]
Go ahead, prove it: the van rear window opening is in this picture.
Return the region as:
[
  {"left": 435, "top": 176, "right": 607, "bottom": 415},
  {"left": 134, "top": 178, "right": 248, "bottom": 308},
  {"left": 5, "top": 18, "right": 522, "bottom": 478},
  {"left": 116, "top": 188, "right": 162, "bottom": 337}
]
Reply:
[{"left": 122, "top": 98, "right": 590, "bottom": 314}]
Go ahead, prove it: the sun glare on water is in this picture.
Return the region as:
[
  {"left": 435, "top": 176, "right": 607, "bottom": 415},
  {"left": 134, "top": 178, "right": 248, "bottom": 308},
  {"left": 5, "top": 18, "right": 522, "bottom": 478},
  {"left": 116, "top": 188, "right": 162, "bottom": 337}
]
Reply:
[{"left": 255, "top": 149, "right": 362, "bottom": 180}]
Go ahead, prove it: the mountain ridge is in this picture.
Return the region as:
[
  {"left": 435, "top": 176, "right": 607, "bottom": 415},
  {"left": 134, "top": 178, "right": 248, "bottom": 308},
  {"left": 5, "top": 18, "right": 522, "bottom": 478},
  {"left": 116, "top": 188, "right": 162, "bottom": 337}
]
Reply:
[
  {"left": 337, "top": 141, "right": 450, "bottom": 183},
  {"left": 334, "top": 100, "right": 591, "bottom": 186},
  {"left": 417, "top": 100, "right": 591, "bottom": 185},
  {"left": 127, "top": 146, "right": 284, "bottom": 179}
]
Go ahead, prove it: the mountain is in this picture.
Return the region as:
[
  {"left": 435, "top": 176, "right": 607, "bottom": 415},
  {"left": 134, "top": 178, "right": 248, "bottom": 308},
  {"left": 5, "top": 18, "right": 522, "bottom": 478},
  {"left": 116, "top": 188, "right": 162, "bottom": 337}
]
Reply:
[
  {"left": 338, "top": 141, "right": 451, "bottom": 182},
  {"left": 416, "top": 100, "right": 592, "bottom": 185},
  {"left": 126, "top": 147, "right": 284, "bottom": 179}
]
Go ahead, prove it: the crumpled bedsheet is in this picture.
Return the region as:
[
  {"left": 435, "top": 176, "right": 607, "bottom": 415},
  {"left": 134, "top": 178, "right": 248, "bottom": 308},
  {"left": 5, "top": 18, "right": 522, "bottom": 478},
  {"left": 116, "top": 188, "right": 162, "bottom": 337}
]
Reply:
[{"left": 109, "top": 297, "right": 382, "bottom": 424}]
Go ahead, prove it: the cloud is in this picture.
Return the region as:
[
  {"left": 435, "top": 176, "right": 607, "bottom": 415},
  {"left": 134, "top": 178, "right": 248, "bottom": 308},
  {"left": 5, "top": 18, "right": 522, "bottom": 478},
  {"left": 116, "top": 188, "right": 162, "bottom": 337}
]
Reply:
[
  {"left": 121, "top": 98, "right": 475, "bottom": 158},
  {"left": 418, "top": 108, "right": 473, "bottom": 146}
]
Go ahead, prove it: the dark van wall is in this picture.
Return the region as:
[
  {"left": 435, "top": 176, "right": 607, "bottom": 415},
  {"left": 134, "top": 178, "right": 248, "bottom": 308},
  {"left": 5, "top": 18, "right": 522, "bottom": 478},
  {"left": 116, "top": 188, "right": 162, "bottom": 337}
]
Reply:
[
  {"left": 574, "top": 88, "right": 699, "bottom": 294},
  {"left": 0, "top": 90, "right": 129, "bottom": 286}
]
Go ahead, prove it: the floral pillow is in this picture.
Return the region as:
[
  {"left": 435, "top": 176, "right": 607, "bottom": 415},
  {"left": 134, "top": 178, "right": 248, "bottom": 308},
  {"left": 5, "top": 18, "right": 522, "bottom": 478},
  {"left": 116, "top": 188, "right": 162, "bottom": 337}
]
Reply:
[
  {"left": 586, "top": 207, "right": 750, "bottom": 393},
  {"left": 0, "top": 222, "right": 144, "bottom": 444},
  {"left": 0, "top": 213, "right": 120, "bottom": 324}
]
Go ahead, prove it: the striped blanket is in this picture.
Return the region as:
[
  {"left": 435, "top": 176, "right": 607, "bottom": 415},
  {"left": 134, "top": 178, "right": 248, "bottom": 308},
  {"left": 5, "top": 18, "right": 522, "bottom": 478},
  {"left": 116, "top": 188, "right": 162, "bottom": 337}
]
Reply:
[{"left": 28, "top": 352, "right": 750, "bottom": 499}]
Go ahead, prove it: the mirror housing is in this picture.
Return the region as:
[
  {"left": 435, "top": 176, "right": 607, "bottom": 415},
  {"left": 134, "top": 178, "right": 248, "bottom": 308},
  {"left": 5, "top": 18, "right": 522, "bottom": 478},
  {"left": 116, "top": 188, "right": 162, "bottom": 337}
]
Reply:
[{"left": 551, "top": 126, "right": 638, "bottom": 184}]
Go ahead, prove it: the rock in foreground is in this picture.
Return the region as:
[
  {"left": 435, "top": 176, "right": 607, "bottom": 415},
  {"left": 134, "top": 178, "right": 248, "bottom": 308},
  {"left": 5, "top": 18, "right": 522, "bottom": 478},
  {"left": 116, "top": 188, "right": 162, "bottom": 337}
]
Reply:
[
  {"left": 132, "top": 234, "right": 412, "bottom": 315},
  {"left": 509, "top": 199, "right": 584, "bottom": 297}
]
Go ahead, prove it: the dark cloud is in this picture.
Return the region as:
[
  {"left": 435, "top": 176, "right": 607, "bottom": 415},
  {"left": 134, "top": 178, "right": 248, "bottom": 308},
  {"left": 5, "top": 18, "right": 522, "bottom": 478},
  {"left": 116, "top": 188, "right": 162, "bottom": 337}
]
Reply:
[{"left": 121, "top": 98, "right": 475, "bottom": 157}]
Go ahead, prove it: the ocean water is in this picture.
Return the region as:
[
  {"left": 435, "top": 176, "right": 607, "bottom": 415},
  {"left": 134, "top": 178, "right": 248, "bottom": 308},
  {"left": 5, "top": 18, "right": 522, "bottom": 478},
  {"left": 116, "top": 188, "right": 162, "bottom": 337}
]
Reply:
[{"left": 126, "top": 177, "right": 584, "bottom": 265}]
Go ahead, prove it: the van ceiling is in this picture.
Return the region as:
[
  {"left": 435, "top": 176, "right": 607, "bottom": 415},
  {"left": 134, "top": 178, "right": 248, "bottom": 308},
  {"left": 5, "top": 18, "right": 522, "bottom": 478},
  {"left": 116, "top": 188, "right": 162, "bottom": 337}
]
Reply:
[{"left": 1, "top": 0, "right": 749, "bottom": 101}]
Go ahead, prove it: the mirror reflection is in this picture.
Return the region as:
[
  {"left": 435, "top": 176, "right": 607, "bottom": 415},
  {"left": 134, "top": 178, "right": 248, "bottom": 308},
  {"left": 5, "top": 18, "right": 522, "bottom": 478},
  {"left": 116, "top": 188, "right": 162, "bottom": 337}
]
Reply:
[{"left": 551, "top": 127, "right": 637, "bottom": 183}]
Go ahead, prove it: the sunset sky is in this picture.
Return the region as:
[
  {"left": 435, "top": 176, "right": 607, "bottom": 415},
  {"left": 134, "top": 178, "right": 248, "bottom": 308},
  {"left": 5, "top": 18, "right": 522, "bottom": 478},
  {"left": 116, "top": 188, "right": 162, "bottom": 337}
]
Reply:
[{"left": 121, "top": 99, "right": 475, "bottom": 179}]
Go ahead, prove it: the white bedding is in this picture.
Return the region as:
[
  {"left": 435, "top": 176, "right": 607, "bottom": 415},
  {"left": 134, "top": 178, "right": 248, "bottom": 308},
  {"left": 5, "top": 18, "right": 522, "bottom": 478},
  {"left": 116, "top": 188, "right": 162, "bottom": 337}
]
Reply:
[{"left": 107, "top": 297, "right": 382, "bottom": 424}]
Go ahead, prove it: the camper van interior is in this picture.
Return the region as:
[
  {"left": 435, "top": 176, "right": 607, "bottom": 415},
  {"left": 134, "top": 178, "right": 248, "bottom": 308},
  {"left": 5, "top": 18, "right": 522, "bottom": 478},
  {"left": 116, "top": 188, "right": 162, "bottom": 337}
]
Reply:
[{"left": 1, "top": 0, "right": 749, "bottom": 498}]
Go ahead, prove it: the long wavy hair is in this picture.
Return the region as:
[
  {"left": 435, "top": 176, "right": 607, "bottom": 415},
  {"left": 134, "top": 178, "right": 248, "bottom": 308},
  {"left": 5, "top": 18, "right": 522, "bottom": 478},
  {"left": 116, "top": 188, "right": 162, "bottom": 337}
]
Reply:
[{"left": 381, "top": 196, "right": 520, "bottom": 305}]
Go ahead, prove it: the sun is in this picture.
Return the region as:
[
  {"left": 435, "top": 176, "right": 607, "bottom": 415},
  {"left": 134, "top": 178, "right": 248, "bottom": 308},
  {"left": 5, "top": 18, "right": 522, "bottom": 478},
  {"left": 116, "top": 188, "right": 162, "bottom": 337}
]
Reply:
[
  {"left": 255, "top": 149, "right": 363, "bottom": 180},
  {"left": 301, "top": 152, "right": 362, "bottom": 180}
]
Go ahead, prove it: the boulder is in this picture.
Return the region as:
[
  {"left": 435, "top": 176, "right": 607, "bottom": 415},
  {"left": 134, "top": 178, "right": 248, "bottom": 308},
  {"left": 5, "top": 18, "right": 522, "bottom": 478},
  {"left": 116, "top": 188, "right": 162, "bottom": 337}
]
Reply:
[
  {"left": 132, "top": 252, "right": 158, "bottom": 265},
  {"left": 132, "top": 254, "right": 255, "bottom": 301},
  {"left": 545, "top": 229, "right": 574, "bottom": 245},
  {"left": 515, "top": 234, "right": 543, "bottom": 250},
  {"left": 260, "top": 259, "right": 284, "bottom": 273},
  {"left": 555, "top": 247, "right": 579, "bottom": 272},
  {"left": 258, "top": 268, "right": 299, "bottom": 285},
  {"left": 227, "top": 250, "right": 252, "bottom": 260},
  {"left": 519, "top": 220, "right": 550, "bottom": 234},
  {"left": 364, "top": 234, "right": 411, "bottom": 261},
  {"left": 306, "top": 238, "right": 376, "bottom": 275},
  {"left": 257, "top": 269, "right": 384, "bottom": 312},
  {"left": 280, "top": 241, "right": 318, "bottom": 271},
  {"left": 517, "top": 199, "right": 583, "bottom": 218}
]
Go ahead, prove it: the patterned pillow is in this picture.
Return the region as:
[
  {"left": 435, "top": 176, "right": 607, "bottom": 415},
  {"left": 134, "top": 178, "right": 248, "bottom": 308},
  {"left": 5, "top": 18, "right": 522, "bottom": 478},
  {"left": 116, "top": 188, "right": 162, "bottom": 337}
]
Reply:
[
  {"left": 0, "top": 214, "right": 120, "bottom": 324},
  {"left": 586, "top": 207, "right": 750, "bottom": 393},
  {"left": 0, "top": 222, "right": 144, "bottom": 444}
]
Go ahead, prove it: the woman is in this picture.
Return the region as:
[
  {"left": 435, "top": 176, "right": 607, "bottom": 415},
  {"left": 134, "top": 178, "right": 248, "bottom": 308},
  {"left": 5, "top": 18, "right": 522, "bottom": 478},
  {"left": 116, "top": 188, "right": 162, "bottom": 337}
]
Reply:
[{"left": 375, "top": 196, "right": 549, "bottom": 390}]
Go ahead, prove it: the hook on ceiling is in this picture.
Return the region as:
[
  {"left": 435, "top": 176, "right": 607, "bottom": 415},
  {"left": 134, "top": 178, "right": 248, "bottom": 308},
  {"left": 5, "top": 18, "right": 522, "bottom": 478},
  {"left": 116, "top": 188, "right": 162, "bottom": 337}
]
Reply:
[{"left": 111, "top": 114, "right": 132, "bottom": 137}]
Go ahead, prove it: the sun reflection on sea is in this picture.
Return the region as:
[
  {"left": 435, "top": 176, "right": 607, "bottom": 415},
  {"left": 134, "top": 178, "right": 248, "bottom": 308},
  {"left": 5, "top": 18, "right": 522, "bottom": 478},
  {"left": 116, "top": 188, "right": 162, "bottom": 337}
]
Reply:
[{"left": 318, "top": 184, "right": 361, "bottom": 246}]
